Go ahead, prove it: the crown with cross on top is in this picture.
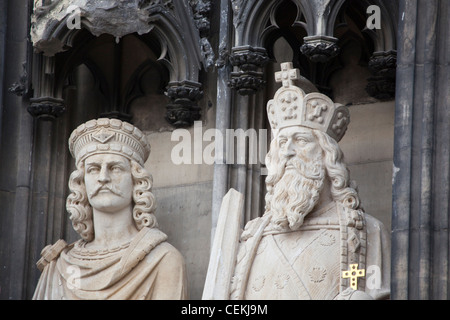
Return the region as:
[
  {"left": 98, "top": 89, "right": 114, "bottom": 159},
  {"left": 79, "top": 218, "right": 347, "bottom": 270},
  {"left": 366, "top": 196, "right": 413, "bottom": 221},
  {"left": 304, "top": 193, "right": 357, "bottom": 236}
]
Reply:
[{"left": 267, "top": 62, "right": 350, "bottom": 142}]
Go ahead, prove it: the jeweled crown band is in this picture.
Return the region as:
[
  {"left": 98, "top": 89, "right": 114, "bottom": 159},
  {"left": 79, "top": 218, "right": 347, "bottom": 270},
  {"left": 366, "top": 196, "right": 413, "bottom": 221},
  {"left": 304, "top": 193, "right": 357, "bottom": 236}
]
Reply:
[{"left": 69, "top": 118, "right": 150, "bottom": 166}]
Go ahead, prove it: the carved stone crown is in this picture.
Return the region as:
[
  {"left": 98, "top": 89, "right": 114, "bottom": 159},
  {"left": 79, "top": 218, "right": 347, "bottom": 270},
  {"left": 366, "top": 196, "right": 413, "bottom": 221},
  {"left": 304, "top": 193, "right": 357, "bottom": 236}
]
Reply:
[
  {"left": 267, "top": 62, "right": 350, "bottom": 142},
  {"left": 69, "top": 118, "right": 150, "bottom": 166}
]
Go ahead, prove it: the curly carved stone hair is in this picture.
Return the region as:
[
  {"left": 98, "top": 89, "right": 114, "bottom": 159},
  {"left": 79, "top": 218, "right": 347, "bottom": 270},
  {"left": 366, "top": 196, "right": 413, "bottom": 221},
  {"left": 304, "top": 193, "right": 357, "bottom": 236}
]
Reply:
[
  {"left": 264, "top": 128, "right": 362, "bottom": 214},
  {"left": 66, "top": 159, "right": 158, "bottom": 242}
]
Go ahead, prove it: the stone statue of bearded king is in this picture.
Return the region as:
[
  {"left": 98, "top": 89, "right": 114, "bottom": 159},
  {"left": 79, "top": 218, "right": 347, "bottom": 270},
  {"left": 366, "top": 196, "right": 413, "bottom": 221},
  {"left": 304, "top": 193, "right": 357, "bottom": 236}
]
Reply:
[
  {"left": 228, "top": 63, "right": 390, "bottom": 300},
  {"left": 33, "top": 118, "right": 187, "bottom": 300}
]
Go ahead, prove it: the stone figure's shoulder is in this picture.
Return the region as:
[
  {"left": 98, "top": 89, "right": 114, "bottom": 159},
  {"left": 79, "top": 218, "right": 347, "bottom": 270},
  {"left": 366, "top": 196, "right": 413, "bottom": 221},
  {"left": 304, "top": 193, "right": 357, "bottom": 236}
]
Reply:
[
  {"left": 134, "top": 227, "right": 184, "bottom": 267},
  {"left": 160, "top": 242, "right": 185, "bottom": 262},
  {"left": 145, "top": 240, "right": 186, "bottom": 266},
  {"left": 36, "top": 239, "right": 69, "bottom": 272},
  {"left": 364, "top": 212, "right": 389, "bottom": 235}
]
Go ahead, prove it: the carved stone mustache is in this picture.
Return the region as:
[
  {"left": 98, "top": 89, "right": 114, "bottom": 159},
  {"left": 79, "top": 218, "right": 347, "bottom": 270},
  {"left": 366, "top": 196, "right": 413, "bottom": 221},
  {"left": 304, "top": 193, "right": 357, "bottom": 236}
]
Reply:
[
  {"left": 88, "top": 184, "right": 124, "bottom": 198},
  {"left": 282, "top": 156, "right": 324, "bottom": 180}
]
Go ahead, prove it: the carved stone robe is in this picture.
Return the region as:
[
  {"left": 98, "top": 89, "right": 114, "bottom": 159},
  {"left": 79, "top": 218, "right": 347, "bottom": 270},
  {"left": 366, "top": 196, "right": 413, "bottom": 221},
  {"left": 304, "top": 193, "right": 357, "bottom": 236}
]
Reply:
[
  {"left": 229, "top": 202, "right": 390, "bottom": 300},
  {"left": 33, "top": 227, "right": 187, "bottom": 300}
]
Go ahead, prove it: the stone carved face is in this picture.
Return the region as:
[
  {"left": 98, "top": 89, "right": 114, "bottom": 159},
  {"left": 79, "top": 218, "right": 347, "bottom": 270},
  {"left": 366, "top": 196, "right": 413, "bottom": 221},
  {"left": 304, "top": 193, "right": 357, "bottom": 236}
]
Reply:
[
  {"left": 265, "top": 125, "right": 362, "bottom": 231},
  {"left": 67, "top": 154, "right": 158, "bottom": 242},
  {"left": 267, "top": 126, "right": 326, "bottom": 230},
  {"left": 84, "top": 153, "right": 134, "bottom": 213},
  {"left": 277, "top": 126, "right": 323, "bottom": 175}
]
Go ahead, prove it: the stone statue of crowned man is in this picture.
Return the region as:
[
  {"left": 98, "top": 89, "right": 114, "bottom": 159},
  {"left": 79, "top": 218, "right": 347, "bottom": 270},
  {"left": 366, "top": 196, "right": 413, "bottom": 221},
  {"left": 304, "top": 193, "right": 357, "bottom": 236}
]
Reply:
[
  {"left": 33, "top": 118, "right": 187, "bottom": 300},
  {"left": 204, "top": 63, "right": 390, "bottom": 300}
]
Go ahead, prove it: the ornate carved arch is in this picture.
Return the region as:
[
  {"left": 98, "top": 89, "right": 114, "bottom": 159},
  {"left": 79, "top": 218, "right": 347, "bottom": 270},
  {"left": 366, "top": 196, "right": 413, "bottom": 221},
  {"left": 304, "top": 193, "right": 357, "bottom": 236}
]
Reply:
[
  {"left": 29, "top": 0, "right": 210, "bottom": 127},
  {"left": 228, "top": 0, "right": 398, "bottom": 100}
]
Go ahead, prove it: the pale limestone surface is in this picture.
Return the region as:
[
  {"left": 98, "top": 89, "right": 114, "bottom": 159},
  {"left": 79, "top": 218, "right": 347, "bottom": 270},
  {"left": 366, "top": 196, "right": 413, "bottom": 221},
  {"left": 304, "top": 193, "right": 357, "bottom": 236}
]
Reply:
[
  {"left": 204, "top": 63, "right": 390, "bottom": 300},
  {"left": 33, "top": 118, "right": 187, "bottom": 300},
  {"left": 203, "top": 188, "right": 243, "bottom": 299},
  {"left": 339, "top": 101, "right": 395, "bottom": 231}
]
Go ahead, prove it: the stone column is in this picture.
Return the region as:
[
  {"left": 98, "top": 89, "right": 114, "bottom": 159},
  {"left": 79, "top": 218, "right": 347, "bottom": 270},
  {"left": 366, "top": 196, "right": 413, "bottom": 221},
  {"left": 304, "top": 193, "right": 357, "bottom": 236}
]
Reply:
[
  {"left": 211, "top": 0, "right": 233, "bottom": 246},
  {"left": 0, "top": 0, "right": 8, "bottom": 139},
  {"left": 392, "top": 0, "right": 450, "bottom": 300},
  {"left": 0, "top": 0, "right": 35, "bottom": 300}
]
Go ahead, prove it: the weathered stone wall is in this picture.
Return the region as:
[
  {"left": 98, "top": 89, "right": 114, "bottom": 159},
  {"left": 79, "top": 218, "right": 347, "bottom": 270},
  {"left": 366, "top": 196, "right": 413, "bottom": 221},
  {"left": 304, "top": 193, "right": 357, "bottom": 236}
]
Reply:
[
  {"left": 141, "top": 109, "right": 216, "bottom": 299},
  {"left": 392, "top": 0, "right": 450, "bottom": 300},
  {"left": 340, "top": 101, "right": 394, "bottom": 232}
]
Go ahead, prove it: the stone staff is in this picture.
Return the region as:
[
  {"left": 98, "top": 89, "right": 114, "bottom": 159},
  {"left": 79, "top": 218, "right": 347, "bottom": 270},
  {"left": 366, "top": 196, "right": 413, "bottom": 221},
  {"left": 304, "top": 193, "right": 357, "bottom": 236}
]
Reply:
[{"left": 202, "top": 188, "right": 244, "bottom": 300}]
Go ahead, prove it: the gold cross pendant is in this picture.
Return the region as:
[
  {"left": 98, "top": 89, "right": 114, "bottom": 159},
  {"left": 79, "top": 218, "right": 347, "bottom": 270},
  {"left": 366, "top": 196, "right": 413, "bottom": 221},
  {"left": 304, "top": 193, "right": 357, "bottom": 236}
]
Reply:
[{"left": 342, "top": 264, "right": 365, "bottom": 290}]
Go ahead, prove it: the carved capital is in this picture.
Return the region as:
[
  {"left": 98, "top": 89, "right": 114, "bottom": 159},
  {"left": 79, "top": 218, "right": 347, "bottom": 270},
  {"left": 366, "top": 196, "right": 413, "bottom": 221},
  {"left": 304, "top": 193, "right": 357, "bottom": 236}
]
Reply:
[
  {"left": 165, "top": 81, "right": 203, "bottom": 128},
  {"left": 229, "top": 46, "right": 269, "bottom": 72},
  {"left": 228, "top": 72, "right": 266, "bottom": 96},
  {"left": 366, "top": 51, "right": 397, "bottom": 100},
  {"left": 28, "top": 97, "right": 65, "bottom": 120},
  {"left": 300, "top": 36, "right": 340, "bottom": 63},
  {"left": 228, "top": 46, "right": 269, "bottom": 95},
  {"left": 166, "top": 81, "right": 204, "bottom": 102},
  {"left": 368, "top": 50, "right": 397, "bottom": 77}
]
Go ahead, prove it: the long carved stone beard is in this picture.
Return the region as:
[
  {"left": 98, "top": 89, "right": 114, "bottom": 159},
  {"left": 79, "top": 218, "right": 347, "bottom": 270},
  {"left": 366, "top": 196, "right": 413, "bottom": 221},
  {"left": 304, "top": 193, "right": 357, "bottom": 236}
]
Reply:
[{"left": 268, "top": 155, "right": 325, "bottom": 231}]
